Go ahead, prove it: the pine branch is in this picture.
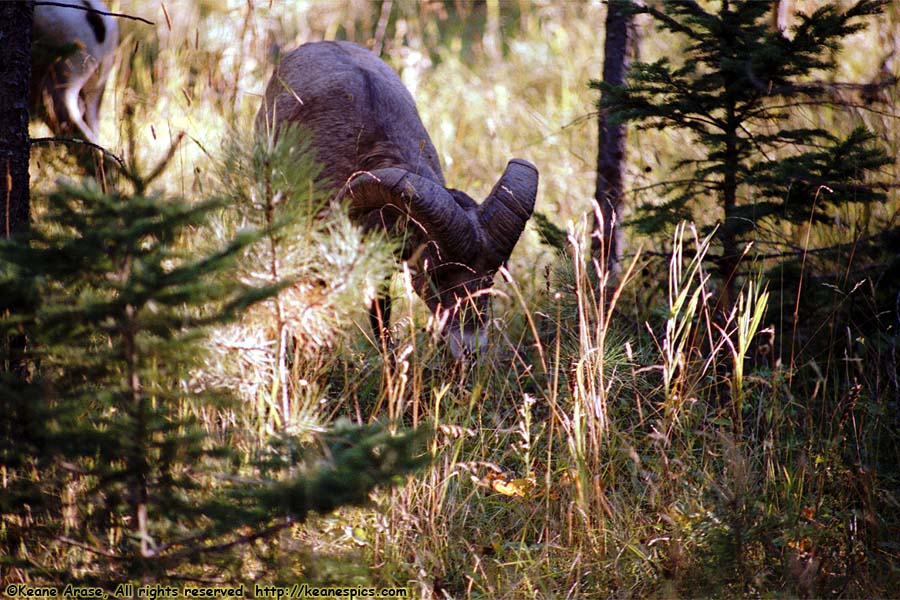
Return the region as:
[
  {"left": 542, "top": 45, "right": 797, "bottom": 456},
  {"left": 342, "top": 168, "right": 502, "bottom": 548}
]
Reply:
[
  {"left": 755, "top": 77, "right": 899, "bottom": 100},
  {"left": 640, "top": 1, "right": 708, "bottom": 41}
]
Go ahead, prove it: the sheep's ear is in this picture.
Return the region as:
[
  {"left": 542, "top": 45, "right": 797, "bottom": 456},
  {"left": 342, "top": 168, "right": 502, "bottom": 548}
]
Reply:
[
  {"left": 478, "top": 159, "right": 539, "bottom": 269},
  {"left": 338, "top": 169, "right": 479, "bottom": 261}
]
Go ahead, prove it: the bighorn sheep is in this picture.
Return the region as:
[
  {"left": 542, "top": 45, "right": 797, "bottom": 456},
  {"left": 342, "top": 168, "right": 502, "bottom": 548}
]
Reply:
[
  {"left": 257, "top": 41, "right": 538, "bottom": 357},
  {"left": 30, "top": 0, "right": 119, "bottom": 145}
]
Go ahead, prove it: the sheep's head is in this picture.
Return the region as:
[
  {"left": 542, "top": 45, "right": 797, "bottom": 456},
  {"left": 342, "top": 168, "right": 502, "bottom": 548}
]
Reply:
[{"left": 339, "top": 159, "right": 538, "bottom": 357}]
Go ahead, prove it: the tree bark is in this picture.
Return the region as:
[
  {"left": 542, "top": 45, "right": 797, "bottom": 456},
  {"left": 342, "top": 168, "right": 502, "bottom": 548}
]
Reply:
[
  {"left": 1, "top": 1, "right": 33, "bottom": 239},
  {"left": 593, "top": 0, "right": 635, "bottom": 279},
  {"left": 1, "top": 1, "right": 33, "bottom": 378}
]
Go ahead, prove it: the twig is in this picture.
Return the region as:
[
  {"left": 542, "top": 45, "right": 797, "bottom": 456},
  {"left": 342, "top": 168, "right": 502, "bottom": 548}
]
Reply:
[
  {"left": 58, "top": 536, "right": 121, "bottom": 558},
  {"left": 144, "top": 131, "right": 186, "bottom": 185},
  {"left": 151, "top": 518, "right": 295, "bottom": 563},
  {"left": 33, "top": 1, "right": 154, "bottom": 25},
  {"left": 30, "top": 136, "right": 126, "bottom": 170}
]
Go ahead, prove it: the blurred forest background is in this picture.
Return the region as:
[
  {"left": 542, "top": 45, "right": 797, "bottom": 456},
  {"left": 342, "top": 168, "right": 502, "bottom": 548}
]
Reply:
[{"left": 3, "top": 0, "right": 900, "bottom": 598}]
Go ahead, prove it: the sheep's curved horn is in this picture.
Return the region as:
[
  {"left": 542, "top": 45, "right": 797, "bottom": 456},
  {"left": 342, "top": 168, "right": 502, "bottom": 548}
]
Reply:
[
  {"left": 338, "top": 168, "right": 479, "bottom": 262},
  {"left": 478, "top": 159, "right": 539, "bottom": 269}
]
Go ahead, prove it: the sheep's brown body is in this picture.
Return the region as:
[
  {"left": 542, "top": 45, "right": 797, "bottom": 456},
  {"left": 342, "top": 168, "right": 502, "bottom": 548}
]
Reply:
[{"left": 257, "top": 41, "right": 538, "bottom": 357}]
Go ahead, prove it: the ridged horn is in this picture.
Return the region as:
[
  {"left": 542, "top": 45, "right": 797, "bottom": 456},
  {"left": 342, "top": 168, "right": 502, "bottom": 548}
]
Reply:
[
  {"left": 337, "top": 168, "right": 479, "bottom": 261},
  {"left": 478, "top": 159, "right": 539, "bottom": 269}
]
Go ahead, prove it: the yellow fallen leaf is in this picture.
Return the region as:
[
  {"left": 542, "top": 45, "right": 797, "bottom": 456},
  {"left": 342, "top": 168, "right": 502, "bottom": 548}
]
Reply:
[{"left": 491, "top": 476, "right": 536, "bottom": 497}]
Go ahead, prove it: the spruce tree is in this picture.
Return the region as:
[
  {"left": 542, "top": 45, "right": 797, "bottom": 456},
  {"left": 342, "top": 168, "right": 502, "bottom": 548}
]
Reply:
[
  {"left": 0, "top": 134, "right": 427, "bottom": 584},
  {"left": 208, "top": 126, "right": 397, "bottom": 427},
  {"left": 595, "top": 0, "right": 892, "bottom": 306}
]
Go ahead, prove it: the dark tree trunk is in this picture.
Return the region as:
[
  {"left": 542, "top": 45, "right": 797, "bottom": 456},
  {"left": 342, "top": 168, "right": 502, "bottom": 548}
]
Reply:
[
  {"left": 719, "top": 0, "right": 740, "bottom": 311},
  {"left": 593, "top": 0, "right": 635, "bottom": 279},
  {"left": 1, "top": 1, "right": 33, "bottom": 239},
  {"left": 1, "top": 1, "right": 33, "bottom": 377},
  {"left": 720, "top": 103, "right": 740, "bottom": 311}
]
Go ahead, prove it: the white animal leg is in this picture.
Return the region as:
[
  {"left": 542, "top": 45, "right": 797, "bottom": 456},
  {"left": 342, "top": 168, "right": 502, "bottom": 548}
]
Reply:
[
  {"left": 82, "top": 84, "right": 104, "bottom": 142},
  {"left": 63, "top": 79, "right": 97, "bottom": 144}
]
